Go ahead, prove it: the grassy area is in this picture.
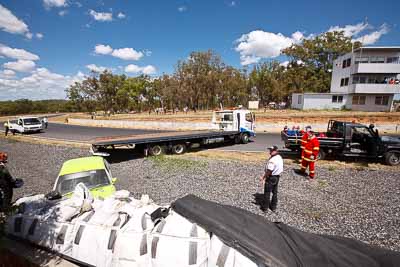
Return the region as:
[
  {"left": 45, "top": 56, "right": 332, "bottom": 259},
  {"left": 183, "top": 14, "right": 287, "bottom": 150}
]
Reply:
[
  {"left": 64, "top": 109, "right": 400, "bottom": 125},
  {"left": 148, "top": 155, "right": 208, "bottom": 171}
]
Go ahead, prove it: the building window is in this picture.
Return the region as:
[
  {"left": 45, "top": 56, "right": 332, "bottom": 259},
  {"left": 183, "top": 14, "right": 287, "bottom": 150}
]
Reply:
[
  {"left": 352, "top": 95, "right": 366, "bottom": 105},
  {"left": 355, "top": 57, "right": 369, "bottom": 63},
  {"left": 298, "top": 95, "right": 302, "bottom": 104},
  {"left": 342, "top": 58, "right": 351, "bottom": 68},
  {"left": 375, "top": 96, "right": 389, "bottom": 105},
  {"left": 340, "top": 78, "right": 349, "bottom": 86},
  {"left": 387, "top": 57, "right": 399, "bottom": 64},
  {"left": 353, "top": 76, "right": 367, "bottom": 84},
  {"left": 332, "top": 95, "right": 343, "bottom": 103},
  {"left": 370, "top": 57, "right": 385, "bottom": 63}
]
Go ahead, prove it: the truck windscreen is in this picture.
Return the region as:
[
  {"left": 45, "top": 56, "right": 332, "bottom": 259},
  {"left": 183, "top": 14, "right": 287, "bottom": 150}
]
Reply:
[{"left": 23, "top": 118, "right": 41, "bottom": 125}]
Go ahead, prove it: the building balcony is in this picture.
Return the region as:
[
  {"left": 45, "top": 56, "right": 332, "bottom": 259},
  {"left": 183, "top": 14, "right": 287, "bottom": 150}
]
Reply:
[
  {"left": 351, "top": 63, "right": 400, "bottom": 74},
  {"left": 349, "top": 83, "right": 400, "bottom": 94}
]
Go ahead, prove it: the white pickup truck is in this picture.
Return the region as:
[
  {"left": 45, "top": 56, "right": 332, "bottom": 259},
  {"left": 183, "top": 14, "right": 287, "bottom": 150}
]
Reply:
[{"left": 7, "top": 117, "right": 44, "bottom": 134}]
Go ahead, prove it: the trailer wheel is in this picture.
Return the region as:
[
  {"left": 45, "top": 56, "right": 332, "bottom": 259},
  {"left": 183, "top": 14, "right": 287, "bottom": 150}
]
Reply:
[
  {"left": 172, "top": 144, "right": 186, "bottom": 155},
  {"left": 317, "top": 149, "right": 326, "bottom": 160},
  {"left": 149, "top": 145, "right": 165, "bottom": 156},
  {"left": 241, "top": 133, "right": 250, "bottom": 144},
  {"left": 385, "top": 151, "right": 400, "bottom": 166}
]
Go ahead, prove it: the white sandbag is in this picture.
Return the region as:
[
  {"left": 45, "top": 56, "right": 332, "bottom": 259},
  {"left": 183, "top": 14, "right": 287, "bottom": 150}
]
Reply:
[
  {"left": 111, "top": 204, "right": 160, "bottom": 267},
  {"left": 71, "top": 195, "right": 159, "bottom": 267},
  {"left": 149, "top": 210, "right": 209, "bottom": 267},
  {"left": 208, "top": 235, "right": 257, "bottom": 267},
  {"left": 71, "top": 202, "right": 128, "bottom": 267}
]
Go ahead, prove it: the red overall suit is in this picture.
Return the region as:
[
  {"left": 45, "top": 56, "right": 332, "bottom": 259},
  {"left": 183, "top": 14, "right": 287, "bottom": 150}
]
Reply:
[{"left": 300, "top": 133, "right": 320, "bottom": 178}]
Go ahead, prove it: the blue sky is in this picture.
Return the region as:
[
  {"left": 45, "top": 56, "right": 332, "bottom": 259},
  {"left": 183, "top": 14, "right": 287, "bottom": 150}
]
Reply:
[{"left": 0, "top": 0, "right": 399, "bottom": 100}]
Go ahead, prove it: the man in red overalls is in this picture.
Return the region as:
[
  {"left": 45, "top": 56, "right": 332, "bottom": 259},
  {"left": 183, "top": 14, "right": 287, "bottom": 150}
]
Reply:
[{"left": 299, "top": 126, "right": 320, "bottom": 179}]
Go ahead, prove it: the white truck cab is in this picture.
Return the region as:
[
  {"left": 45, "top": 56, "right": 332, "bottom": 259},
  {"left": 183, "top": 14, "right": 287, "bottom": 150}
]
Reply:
[
  {"left": 212, "top": 109, "right": 256, "bottom": 137},
  {"left": 8, "top": 117, "right": 43, "bottom": 134}
]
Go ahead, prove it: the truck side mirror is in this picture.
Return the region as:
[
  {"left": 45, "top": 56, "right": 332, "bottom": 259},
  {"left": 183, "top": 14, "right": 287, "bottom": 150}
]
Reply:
[{"left": 112, "top": 178, "right": 117, "bottom": 184}]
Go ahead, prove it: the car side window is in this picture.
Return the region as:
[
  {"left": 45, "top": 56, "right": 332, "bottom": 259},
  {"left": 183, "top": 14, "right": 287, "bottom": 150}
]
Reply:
[{"left": 245, "top": 113, "right": 253, "bottom": 122}]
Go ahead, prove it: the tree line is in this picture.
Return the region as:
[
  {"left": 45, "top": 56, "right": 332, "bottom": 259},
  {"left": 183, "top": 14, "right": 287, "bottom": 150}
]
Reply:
[
  {"left": 1, "top": 31, "right": 360, "bottom": 116},
  {"left": 0, "top": 99, "right": 73, "bottom": 116}
]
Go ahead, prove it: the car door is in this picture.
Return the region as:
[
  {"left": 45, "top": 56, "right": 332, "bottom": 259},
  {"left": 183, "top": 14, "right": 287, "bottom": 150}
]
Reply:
[{"left": 15, "top": 119, "right": 24, "bottom": 133}]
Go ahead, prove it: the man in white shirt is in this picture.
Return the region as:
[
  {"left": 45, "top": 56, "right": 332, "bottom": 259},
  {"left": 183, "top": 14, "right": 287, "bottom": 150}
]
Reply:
[{"left": 260, "top": 145, "right": 283, "bottom": 212}]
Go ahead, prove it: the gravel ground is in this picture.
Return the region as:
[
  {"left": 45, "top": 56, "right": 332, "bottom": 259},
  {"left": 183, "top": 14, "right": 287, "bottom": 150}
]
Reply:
[{"left": 1, "top": 138, "right": 399, "bottom": 252}]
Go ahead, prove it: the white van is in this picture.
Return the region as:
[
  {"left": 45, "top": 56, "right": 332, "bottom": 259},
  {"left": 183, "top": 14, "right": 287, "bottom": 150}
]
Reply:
[{"left": 8, "top": 117, "right": 44, "bottom": 134}]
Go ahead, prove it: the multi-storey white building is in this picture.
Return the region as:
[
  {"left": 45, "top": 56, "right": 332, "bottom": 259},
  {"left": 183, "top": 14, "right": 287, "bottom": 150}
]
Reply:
[{"left": 291, "top": 46, "right": 400, "bottom": 111}]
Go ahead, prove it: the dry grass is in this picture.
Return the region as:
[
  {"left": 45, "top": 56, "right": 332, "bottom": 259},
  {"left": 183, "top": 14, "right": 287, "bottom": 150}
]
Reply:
[
  {"left": 0, "top": 134, "right": 90, "bottom": 148},
  {"left": 66, "top": 109, "right": 400, "bottom": 125}
]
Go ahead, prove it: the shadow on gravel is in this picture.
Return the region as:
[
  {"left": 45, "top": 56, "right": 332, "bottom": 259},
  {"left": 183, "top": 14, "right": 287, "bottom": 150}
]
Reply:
[
  {"left": 102, "top": 142, "right": 246, "bottom": 163},
  {"left": 103, "top": 149, "right": 144, "bottom": 163},
  {"left": 252, "top": 193, "right": 265, "bottom": 211},
  {"left": 279, "top": 150, "right": 386, "bottom": 166}
]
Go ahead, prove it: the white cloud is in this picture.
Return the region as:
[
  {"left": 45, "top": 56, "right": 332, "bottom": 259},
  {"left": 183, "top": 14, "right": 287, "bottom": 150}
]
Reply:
[
  {"left": 93, "top": 44, "right": 147, "bottom": 61},
  {"left": 228, "top": 1, "right": 236, "bottom": 7},
  {"left": 328, "top": 22, "right": 389, "bottom": 45},
  {"left": 354, "top": 24, "right": 389, "bottom": 45},
  {"left": 0, "top": 68, "right": 85, "bottom": 100},
  {"left": 0, "top": 69, "right": 16, "bottom": 78},
  {"left": 86, "top": 64, "right": 107, "bottom": 72},
  {"left": 141, "top": 65, "right": 156, "bottom": 75},
  {"left": 112, "top": 48, "right": 143, "bottom": 60},
  {"left": 36, "top": 33, "right": 44, "bottom": 39},
  {"left": 89, "top": 9, "right": 113, "bottom": 21},
  {"left": 124, "top": 64, "right": 141, "bottom": 73},
  {"left": 58, "top": 10, "right": 67, "bottom": 16},
  {"left": 125, "top": 64, "right": 156, "bottom": 75},
  {"left": 235, "top": 22, "right": 390, "bottom": 65},
  {"left": 0, "top": 44, "right": 40, "bottom": 61},
  {"left": 328, "top": 22, "right": 369, "bottom": 38},
  {"left": 235, "top": 30, "right": 304, "bottom": 65},
  {"left": 117, "top": 12, "right": 126, "bottom": 19},
  {"left": 94, "top": 44, "right": 113, "bottom": 55},
  {"left": 178, "top": 6, "right": 187, "bottom": 12},
  {"left": 43, "top": 0, "right": 67, "bottom": 8},
  {"left": 0, "top": 4, "right": 31, "bottom": 37},
  {"left": 4, "top": 60, "right": 36, "bottom": 72}
]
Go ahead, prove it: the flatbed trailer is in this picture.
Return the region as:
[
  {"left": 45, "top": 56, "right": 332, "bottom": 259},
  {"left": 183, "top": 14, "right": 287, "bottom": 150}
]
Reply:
[
  {"left": 91, "top": 109, "right": 256, "bottom": 156},
  {"left": 92, "top": 130, "right": 250, "bottom": 156}
]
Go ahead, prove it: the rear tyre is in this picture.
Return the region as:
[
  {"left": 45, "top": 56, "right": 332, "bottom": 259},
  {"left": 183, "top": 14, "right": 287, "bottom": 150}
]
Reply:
[
  {"left": 385, "top": 151, "right": 400, "bottom": 166},
  {"left": 149, "top": 145, "right": 165, "bottom": 156},
  {"left": 0, "top": 179, "right": 12, "bottom": 212},
  {"left": 317, "top": 149, "right": 326, "bottom": 160},
  {"left": 241, "top": 133, "right": 250, "bottom": 144},
  {"left": 172, "top": 144, "right": 186, "bottom": 155}
]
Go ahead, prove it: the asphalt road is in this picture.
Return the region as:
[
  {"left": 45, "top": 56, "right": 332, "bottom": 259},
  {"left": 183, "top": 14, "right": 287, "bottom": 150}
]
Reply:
[{"left": 9, "top": 122, "right": 281, "bottom": 152}]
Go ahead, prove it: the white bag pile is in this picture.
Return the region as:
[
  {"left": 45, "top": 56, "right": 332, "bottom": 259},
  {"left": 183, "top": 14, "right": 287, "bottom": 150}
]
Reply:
[{"left": 6, "top": 184, "right": 258, "bottom": 267}]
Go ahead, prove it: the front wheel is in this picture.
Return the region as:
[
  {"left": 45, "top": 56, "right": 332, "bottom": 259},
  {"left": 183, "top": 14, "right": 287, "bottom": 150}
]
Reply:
[
  {"left": 241, "top": 133, "right": 250, "bottom": 144},
  {"left": 385, "top": 151, "right": 400, "bottom": 166},
  {"left": 317, "top": 149, "right": 326, "bottom": 160},
  {"left": 0, "top": 179, "right": 13, "bottom": 212}
]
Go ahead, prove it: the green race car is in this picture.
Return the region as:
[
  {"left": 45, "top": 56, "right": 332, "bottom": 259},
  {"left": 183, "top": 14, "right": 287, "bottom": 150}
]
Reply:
[{"left": 53, "top": 156, "right": 117, "bottom": 199}]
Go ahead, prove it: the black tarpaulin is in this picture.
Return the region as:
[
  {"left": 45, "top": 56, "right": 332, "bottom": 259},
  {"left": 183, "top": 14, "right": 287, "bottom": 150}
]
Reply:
[{"left": 172, "top": 194, "right": 400, "bottom": 267}]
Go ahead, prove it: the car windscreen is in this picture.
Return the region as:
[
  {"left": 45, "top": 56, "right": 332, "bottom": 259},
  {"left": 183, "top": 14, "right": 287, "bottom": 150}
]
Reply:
[
  {"left": 56, "top": 169, "right": 110, "bottom": 195},
  {"left": 23, "top": 118, "right": 41, "bottom": 125}
]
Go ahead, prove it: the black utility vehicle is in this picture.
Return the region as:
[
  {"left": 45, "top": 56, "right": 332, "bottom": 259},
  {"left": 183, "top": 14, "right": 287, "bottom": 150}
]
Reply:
[{"left": 281, "top": 120, "right": 400, "bottom": 166}]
